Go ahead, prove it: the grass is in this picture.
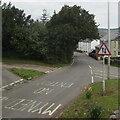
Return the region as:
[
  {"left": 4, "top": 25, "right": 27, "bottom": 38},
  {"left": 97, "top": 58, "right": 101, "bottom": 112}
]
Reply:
[
  {"left": 9, "top": 68, "right": 45, "bottom": 79},
  {"left": 3, "top": 57, "right": 71, "bottom": 68},
  {"left": 111, "top": 57, "right": 120, "bottom": 60},
  {"left": 59, "top": 79, "right": 119, "bottom": 118},
  {"left": 112, "top": 64, "right": 120, "bottom": 68}
]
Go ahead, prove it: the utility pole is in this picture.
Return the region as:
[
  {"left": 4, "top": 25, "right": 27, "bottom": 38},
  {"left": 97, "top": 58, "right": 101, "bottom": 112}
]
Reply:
[{"left": 107, "top": 0, "right": 110, "bottom": 80}]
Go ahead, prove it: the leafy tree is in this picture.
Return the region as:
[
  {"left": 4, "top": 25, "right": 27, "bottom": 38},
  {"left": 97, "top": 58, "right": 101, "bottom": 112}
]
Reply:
[
  {"left": 11, "top": 21, "right": 48, "bottom": 60},
  {"left": 40, "top": 9, "right": 49, "bottom": 24},
  {"left": 46, "top": 5, "right": 100, "bottom": 63},
  {"left": 46, "top": 24, "right": 78, "bottom": 63},
  {"left": 2, "top": 3, "right": 100, "bottom": 64},
  {"left": 2, "top": 2, "right": 33, "bottom": 51}
]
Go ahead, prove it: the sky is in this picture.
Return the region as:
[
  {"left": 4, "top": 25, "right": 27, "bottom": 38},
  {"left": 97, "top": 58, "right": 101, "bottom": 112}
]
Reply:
[{"left": 2, "top": 0, "right": 120, "bottom": 28}]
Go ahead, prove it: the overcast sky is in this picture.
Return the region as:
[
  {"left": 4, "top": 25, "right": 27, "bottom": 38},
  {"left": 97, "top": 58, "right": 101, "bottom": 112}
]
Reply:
[{"left": 3, "top": 0, "right": 119, "bottom": 28}]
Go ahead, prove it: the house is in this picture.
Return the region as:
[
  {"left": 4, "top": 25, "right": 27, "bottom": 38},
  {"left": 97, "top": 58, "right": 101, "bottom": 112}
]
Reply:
[
  {"left": 77, "top": 28, "right": 106, "bottom": 53},
  {"left": 95, "top": 28, "right": 119, "bottom": 57}
]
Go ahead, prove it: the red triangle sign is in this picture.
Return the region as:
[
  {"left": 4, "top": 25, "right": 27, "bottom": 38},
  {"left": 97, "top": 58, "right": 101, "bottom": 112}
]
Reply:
[{"left": 97, "top": 43, "right": 111, "bottom": 56}]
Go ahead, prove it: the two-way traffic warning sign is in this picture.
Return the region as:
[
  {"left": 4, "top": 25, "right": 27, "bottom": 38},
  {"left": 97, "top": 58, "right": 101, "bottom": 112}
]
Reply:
[{"left": 97, "top": 43, "right": 111, "bottom": 56}]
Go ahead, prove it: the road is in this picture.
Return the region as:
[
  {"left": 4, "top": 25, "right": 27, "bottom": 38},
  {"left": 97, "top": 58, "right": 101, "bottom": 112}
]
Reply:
[
  {"left": 2, "top": 68, "right": 21, "bottom": 86},
  {"left": 2, "top": 52, "right": 119, "bottom": 118}
]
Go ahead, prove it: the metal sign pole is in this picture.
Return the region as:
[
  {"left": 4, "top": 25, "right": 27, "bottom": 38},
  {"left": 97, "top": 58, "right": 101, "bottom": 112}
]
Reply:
[
  {"left": 107, "top": 0, "right": 111, "bottom": 80},
  {"left": 103, "top": 56, "right": 106, "bottom": 95}
]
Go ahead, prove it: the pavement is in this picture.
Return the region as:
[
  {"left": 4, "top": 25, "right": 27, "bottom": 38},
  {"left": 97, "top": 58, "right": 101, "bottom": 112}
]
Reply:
[{"left": 1, "top": 52, "right": 119, "bottom": 118}]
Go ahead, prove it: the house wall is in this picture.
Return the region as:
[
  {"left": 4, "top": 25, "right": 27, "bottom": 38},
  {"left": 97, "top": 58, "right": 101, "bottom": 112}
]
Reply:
[
  {"left": 111, "top": 40, "right": 119, "bottom": 57},
  {"left": 118, "top": 39, "right": 120, "bottom": 55},
  {"left": 77, "top": 40, "right": 100, "bottom": 53}
]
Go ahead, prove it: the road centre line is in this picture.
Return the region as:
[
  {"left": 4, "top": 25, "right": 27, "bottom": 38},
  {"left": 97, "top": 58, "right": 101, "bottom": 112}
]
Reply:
[{"left": 89, "top": 65, "right": 94, "bottom": 83}]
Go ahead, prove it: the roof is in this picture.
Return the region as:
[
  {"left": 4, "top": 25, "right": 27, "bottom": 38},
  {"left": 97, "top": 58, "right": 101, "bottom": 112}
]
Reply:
[
  {"left": 100, "top": 28, "right": 119, "bottom": 42},
  {"left": 95, "top": 43, "right": 108, "bottom": 48}
]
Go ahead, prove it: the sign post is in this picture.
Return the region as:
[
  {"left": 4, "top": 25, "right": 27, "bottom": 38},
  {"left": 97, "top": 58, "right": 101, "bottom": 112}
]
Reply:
[{"left": 97, "top": 43, "right": 111, "bottom": 95}]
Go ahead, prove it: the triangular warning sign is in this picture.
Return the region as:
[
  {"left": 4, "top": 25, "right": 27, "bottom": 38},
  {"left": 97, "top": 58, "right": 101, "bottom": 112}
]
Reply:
[{"left": 97, "top": 43, "right": 111, "bottom": 56}]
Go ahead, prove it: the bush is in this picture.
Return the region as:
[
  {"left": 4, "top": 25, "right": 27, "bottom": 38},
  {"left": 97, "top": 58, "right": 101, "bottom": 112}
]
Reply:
[{"left": 89, "top": 104, "right": 102, "bottom": 118}]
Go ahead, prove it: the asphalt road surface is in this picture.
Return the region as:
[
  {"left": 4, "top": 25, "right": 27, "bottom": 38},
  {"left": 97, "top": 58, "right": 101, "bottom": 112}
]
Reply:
[
  {"left": 2, "top": 52, "right": 119, "bottom": 118},
  {"left": 2, "top": 68, "right": 21, "bottom": 86}
]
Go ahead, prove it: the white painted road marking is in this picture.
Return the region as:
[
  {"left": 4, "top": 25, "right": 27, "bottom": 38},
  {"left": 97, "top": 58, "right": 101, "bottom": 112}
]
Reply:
[
  {"left": 42, "top": 103, "right": 61, "bottom": 116},
  {"left": 34, "top": 88, "right": 54, "bottom": 95},
  {"left": 89, "top": 65, "right": 92, "bottom": 69},
  {"left": 1, "top": 79, "right": 24, "bottom": 90},
  {"left": 89, "top": 65, "right": 94, "bottom": 83},
  {"left": 41, "top": 81, "right": 74, "bottom": 88},
  {"left": 94, "top": 72, "right": 118, "bottom": 78},
  {"left": 4, "top": 97, "right": 62, "bottom": 116},
  {"left": 92, "top": 76, "right": 94, "bottom": 83},
  {"left": 94, "top": 75, "right": 107, "bottom": 79}
]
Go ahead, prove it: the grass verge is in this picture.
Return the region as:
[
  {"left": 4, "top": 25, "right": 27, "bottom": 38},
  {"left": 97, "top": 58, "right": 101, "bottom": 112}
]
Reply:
[
  {"left": 59, "top": 79, "right": 119, "bottom": 118},
  {"left": 3, "top": 58, "right": 71, "bottom": 68},
  {"left": 111, "top": 65, "right": 120, "bottom": 68},
  {"left": 9, "top": 68, "right": 45, "bottom": 79}
]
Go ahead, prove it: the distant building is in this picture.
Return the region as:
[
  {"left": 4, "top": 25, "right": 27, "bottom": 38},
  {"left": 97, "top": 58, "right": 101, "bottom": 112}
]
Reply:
[
  {"left": 77, "top": 28, "right": 106, "bottom": 53},
  {"left": 95, "top": 28, "right": 119, "bottom": 57}
]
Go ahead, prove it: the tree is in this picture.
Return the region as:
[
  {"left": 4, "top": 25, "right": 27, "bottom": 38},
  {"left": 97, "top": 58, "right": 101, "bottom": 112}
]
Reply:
[
  {"left": 40, "top": 9, "right": 49, "bottom": 24},
  {"left": 46, "top": 24, "right": 78, "bottom": 63},
  {"left": 45, "top": 5, "right": 100, "bottom": 64},
  {"left": 11, "top": 21, "right": 48, "bottom": 60},
  {"left": 2, "top": 2, "right": 33, "bottom": 51}
]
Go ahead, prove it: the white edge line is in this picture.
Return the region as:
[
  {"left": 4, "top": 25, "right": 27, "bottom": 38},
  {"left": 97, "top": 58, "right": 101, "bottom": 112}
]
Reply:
[
  {"left": 89, "top": 65, "right": 92, "bottom": 69},
  {"left": 1, "top": 79, "right": 25, "bottom": 89}
]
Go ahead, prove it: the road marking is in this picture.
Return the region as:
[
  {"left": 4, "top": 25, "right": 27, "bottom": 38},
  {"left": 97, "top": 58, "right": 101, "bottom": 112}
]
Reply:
[
  {"left": 4, "top": 97, "right": 62, "bottom": 116},
  {"left": 92, "top": 76, "right": 94, "bottom": 83},
  {"left": 89, "top": 65, "right": 92, "bottom": 69},
  {"left": 93, "top": 70, "right": 103, "bottom": 73},
  {"left": 94, "top": 73, "right": 118, "bottom": 78},
  {"left": 30, "top": 103, "right": 49, "bottom": 114},
  {"left": 42, "top": 103, "right": 61, "bottom": 116},
  {"left": 94, "top": 75, "right": 107, "bottom": 79},
  {"left": 89, "top": 65, "right": 94, "bottom": 83},
  {"left": 33, "top": 88, "right": 54, "bottom": 95},
  {"left": 0, "top": 97, "right": 8, "bottom": 102},
  {"left": 1, "top": 79, "right": 24, "bottom": 90},
  {"left": 41, "top": 81, "right": 74, "bottom": 88},
  {"left": 5, "top": 99, "right": 26, "bottom": 110}
]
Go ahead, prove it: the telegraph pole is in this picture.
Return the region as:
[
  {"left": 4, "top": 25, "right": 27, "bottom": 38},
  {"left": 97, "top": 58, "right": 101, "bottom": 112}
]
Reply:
[{"left": 107, "top": 0, "right": 111, "bottom": 80}]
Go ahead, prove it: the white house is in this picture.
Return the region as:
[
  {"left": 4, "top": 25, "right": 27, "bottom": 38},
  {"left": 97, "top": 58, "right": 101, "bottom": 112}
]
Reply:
[{"left": 77, "top": 40, "right": 100, "bottom": 53}]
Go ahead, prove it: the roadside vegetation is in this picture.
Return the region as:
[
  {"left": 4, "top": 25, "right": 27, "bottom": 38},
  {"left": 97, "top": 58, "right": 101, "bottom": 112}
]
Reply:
[
  {"left": 59, "top": 79, "right": 119, "bottom": 118},
  {"left": 8, "top": 68, "right": 45, "bottom": 79},
  {"left": 3, "top": 57, "right": 71, "bottom": 68},
  {"left": 112, "top": 65, "right": 120, "bottom": 68},
  {"left": 2, "top": 2, "right": 100, "bottom": 65}
]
